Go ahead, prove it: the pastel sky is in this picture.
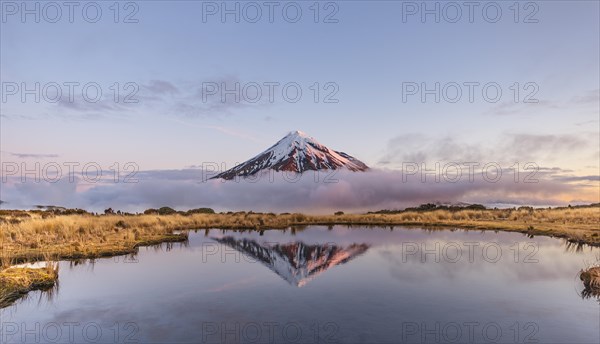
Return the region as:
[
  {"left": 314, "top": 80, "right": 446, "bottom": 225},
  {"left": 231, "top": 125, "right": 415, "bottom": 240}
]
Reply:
[{"left": 1, "top": 1, "right": 598, "bottom": 211}]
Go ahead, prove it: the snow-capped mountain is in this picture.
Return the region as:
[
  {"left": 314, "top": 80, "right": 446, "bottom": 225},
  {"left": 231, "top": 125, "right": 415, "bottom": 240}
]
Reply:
[
  {"left": 212, "top": 130, "right": 369, "bottom": 180},
  {"left": 213, "top": 237, "right": 369, "bottom": 287}
]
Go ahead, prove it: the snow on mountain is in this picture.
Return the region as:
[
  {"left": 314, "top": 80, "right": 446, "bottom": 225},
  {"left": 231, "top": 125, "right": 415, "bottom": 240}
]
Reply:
[
  {"left": 213, "top": 236, "right": 369, "bottom": 287},
  {"left": 212, "top": 130, "right": 369, "bottom": 180}
]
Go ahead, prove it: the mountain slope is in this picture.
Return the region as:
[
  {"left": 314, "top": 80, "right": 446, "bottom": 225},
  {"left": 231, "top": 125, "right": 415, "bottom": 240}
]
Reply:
[{"left": 212, "top": 130, "right": 368, "bottom": 180}]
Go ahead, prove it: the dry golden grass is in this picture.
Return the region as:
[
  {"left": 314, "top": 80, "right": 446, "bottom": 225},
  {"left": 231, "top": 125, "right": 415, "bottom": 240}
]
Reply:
[{"left": 0, "top": 213, "right": 190, "bottom": 265}]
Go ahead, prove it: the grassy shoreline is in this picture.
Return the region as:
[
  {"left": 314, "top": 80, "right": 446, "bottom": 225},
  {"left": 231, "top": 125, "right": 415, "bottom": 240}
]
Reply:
[{"left": 1, "top": 205, "right": 599, "bottom": 307}]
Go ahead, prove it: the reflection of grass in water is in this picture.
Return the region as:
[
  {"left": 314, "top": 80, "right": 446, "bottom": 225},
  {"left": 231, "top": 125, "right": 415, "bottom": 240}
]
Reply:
[
  {"left": 13, "top": 275, "right": 60, "bottom": 309},
  {"left": 565, "top": 241, "right": 589, "bottom": 253},
  {"left": 579, "top": 254, "right": 600, "bottom": 300}
]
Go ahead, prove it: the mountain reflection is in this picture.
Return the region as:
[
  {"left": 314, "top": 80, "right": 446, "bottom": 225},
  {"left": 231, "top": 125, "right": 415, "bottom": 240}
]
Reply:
[{"left": 213, "top": 237, "right": 369, "bottom": 287}]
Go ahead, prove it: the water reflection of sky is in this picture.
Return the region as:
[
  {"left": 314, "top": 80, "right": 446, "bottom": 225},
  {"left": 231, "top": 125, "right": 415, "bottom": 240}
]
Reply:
[{"left": 2, "top": 226, "right": 599, "bottom": 344}]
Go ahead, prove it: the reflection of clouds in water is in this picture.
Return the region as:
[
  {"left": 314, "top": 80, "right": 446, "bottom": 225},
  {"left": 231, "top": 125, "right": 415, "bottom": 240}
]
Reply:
[
  {"left": 377, "top": 236, "right": 596, "bottom": 285},
  {"left": 206, "top": 276, "right": 258, "bottom": 292}
]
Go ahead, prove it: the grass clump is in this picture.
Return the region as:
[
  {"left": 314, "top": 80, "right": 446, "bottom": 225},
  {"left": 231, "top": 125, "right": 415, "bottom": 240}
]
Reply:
[{"left": 0, "top": 263, "right": 59, "bottom": 308}]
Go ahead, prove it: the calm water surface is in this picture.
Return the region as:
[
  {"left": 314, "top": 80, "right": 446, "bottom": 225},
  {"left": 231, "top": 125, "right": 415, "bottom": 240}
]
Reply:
[{"left": 1, "top": 226, "right": 599, "bottom": 343}]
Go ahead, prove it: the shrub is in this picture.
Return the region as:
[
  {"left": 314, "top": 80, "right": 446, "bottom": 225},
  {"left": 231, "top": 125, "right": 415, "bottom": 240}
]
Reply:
[
  {"left": 186, "top": 208, "right": 215, "bottom": 215},
  {"left": 157, "top": 207, "right": 177, "bottom": 215}
]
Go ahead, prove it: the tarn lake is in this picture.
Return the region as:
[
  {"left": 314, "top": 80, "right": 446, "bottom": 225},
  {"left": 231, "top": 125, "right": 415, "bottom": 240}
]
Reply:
[{"left": 2, "top": 226, "right": 599, "bottom": 343}]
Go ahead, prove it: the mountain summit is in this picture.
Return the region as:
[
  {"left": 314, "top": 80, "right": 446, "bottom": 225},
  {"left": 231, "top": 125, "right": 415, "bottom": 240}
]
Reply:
[{"left": 212, "top": 130, "right": 369, "bottom": 180}]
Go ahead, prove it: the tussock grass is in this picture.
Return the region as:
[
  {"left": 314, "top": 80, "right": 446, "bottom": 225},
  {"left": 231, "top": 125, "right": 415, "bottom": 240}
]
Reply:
[
  {"left": 0, "top": 263, "right": 58, "bottom": 308},
  {"left": 580, "top": 266, "right": 600, "bottom": 299}
]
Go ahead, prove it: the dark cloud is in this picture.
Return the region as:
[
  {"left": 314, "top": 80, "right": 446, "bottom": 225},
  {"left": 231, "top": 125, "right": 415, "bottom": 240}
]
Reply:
[
  {"left": 504, "top": 133, "right": 587, "bottom": 161},
  {"left": 8, "top": 152, "right": 59, "bottom": 159},
  {"left": 537, "top": 166, "right": 574, "bottom": 173},
  {"left": 571, "top": 89, "right": 599, "bottom": 105},
  {"left": 486, "top": 100, "right": 559, "bottom": 116},
  {"left": 575, "top": 119, "right": 599, "bottom": 127},
  {"left": 0, "top": 113, "right": 52, "bottom": 121},
  {"left": 554, "top": 175, "right": 600, "bottom": 182},
  {"left": 171, "top": 100, "right": 252, "bottom": 118},
  {"left": 5, "top": 75, "right": 276, "bottom": 121},
  {"left": 55, "top": 95, "right": 134, "bottom": 114},
  {"left": 486, "top": 89, "right": 598, "bottom": 116},
  {"left": 143, "top": 80, "right": 179, "bottom": 95},
  {"left": 133, "top": 75, "right": 273, "bottom": 118}
]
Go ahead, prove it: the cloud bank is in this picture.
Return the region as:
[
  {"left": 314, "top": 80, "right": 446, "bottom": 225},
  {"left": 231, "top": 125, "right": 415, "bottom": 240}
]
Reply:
[{"left": 1, "top": 168, "right": 597, "bottom": 213}]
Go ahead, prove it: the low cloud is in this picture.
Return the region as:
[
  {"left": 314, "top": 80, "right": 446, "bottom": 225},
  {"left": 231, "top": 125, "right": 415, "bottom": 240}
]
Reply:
[{"left": 1, "top": 169, "right": 596, "bottom": 213}]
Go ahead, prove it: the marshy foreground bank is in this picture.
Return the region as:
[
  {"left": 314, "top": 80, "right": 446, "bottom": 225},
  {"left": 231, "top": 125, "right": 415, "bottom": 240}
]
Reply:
[{"left": 1, "top": 204, "right": 599, "bottom": 307}]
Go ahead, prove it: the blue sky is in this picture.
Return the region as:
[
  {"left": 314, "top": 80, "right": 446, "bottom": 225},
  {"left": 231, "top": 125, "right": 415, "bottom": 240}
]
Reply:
[{"left": 1, "top": 1, "right": 599, "bottom": 210}]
